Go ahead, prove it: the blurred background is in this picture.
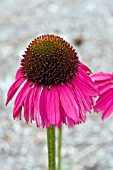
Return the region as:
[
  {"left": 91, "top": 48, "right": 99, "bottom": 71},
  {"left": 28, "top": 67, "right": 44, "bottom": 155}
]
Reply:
[{"left": 0, "top": 0, "right": 113, "bottom": 170}]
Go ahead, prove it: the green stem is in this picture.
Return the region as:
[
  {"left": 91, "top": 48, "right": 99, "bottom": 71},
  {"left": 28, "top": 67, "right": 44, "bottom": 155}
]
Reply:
[
  {"left": 57, "top": 125, "right": 62, "bottom": 170},
  {"left": 47, "top": 126, "right": 56, "bottom": 170}
]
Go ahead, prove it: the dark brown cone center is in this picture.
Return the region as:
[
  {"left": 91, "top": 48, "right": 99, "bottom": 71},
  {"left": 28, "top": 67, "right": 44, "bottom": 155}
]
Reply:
[{"left": 21, "top": 34, "right": 79, "bottom": 86}]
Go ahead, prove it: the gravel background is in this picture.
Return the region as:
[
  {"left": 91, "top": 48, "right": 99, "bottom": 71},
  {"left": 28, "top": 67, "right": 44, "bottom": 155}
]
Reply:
[{"left": 0, "top": 0, "right": 113, "bottom": 170}]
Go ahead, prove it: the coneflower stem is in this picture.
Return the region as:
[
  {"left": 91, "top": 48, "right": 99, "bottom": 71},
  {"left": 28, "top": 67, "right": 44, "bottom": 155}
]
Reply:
[
  {"left": 57, "top": 125, "right": 62, "bottom": 170},
  {"left": 47, "top": 126, "right": 56, "bottom": 170}
]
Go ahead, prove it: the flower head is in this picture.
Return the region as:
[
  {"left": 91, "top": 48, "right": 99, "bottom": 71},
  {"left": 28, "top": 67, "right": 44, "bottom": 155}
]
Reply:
[
  {"left": 91, "top": 72, "right": 113, "bottom": 120},
  {"left": 21, "top": 35, "right": 79, "bottom": 87},
  {"left": 6, "top": 34, "right": 98, "bottom": 128}
]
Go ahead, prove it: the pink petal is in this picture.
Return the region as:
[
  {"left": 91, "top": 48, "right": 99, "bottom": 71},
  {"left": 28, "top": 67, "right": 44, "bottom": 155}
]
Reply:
[
  {"left": 73, "top": 89, "right": 87, "bottom": 122},
  {"left": 34, "top": 85, "right": 41, "bottom": 127},
  {"left": 76, "top": 75, "right": 99, "bottom": 96},
  {"left": 39, "top": 87, "right": 50, "bottom": 128},
  {"left": 13, "top": 106, "right": 22, "bottom": 120},
  {"left": 46, "top": 86, "right": 60, "bottom": 125},
  {"left": 68, "top": 82, "right": 87, "bottom": 122},
  {"left": 91, "top": 72, "right": 113, "bottom": 81},
  {"left": 78, "top": 67, "right": 99, "bottom": 97},
  {"left": 58, "top": 102, "right": 67, "bottom": 126},
  {"left": 28, "top": 86, "right": 37, "bottom": 122},
  {"left": 72, "top": 79, "right": 92, "bottom": 111},
  {"left": 79, "top": 62, "right": 92, "bottom": 74},
  {"left": 58, "top": 84, "right": 79, "bottom": 123},
  {"left": 102, "top": 100, "right": 113, "bottom": 120},
  {"left": 67, "top": 117, "right": 75, "bottom": 128},
  {"left": 13, "top": 81, "right": 31, "bottom": 118},
  {"left": 24, "top": 90, "right": 30, "bottom": 123},
  {"left": 6, "top": 77, "right": 26, "bottom": 105},
  {"left": 66, "top": 83, "right": 83, "bottom": 119},
  {"left": 94, "top": 79, "right": 111, "bottom": 87},
  {"left": 78, "top": 66, "right": 93, "bottom": 85},
  {"left": 15, "top": 68, "right": 23, "bottom": 80},
  {"left": 97, "top": 81, "right": 112, "bottom": 94},
  {"left": 94, "top": 88, "right": 113, "bottom": 111}
]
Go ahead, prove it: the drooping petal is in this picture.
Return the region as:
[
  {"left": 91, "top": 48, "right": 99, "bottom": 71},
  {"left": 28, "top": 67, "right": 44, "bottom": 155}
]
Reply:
[
  {"left": 13, "top": 81, "right": 31, "bottom": 119},
  {"left": 91, "top": 72, "right": 113, "bottom": 81},
  {"left": 78, "top": 66, "right": 94, "bottom": 86},
  {"left": 23, "top": 85, "right": 38, "bottom": 123},
  {"left": 91, "top": 72, "right": 113, "bottom": 120},
  {"left": 58, "top": 84, "right": 79, "bottom": 123},
  {"left": 13, "top": 106, "right": 22, "bottom": 120},
  {"left": 68, "top": 81, "right": 88, "bottom": 122},
  {"left": 66, "top": 83, "right": 85, "bottom": 120},
  {"left": 15, "top": 68, "right": 23, "bottom": 80},
  {"left": 94, "top": 79, "right": 112, "bottom": 87},
  {"left": 73, "top": 88, "right": 87, "bottom": 122},
  {"left": 28, "top": 86, "right": 37, "bottom": 122},
  {"left": 58, "top": 101, "right": 67, "bottom": 127},
  {"left": 67, "top": 117, "right": 75, "bottom": 128},
  {"left": 79, "top": 62, "right": 92, "bottom": 74},
  {"left": 72, "top": 78, "right": 92, "bottom": 111},
  {"left": 94, "top": 88, "right": 113, "bottom": 112},
  {"left": 75, "top": 75, "right": 99, "bottom": 96},
  {"left": 34, "top": 85, "right": 41, "bottom": 127},
  {"left": 39, "top": 87, "right": 50, "bottom": 128},
  {"left": 78, "top": 67, "right": 99, "bottom": 96},
  {"left": 96, "top": 81, "right": 112, "bottom": 94},
  {"left": 46, "top": 86, "right": 60, "bottom": 125},
  {"left": 24, "top": 90, "right": 30, "bottom": 123},
  {"left": 6, "top": 77, "right": 26, "bottom": 105},
  {"left": 102, "top": 100, "right": 113, "bottom": 120}
]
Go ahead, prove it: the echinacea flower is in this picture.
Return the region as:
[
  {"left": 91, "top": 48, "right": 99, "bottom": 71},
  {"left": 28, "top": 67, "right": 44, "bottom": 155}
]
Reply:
[
  {"left": 91, "top": 72, "right": 113, "bottom": 120},
  {"left": 6, "top": 34, "right": 98, "bottom": 128}
]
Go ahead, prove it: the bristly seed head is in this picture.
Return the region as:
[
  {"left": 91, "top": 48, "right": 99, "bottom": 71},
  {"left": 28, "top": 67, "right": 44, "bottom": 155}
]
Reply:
[{"left": 21, "top": 34, "right": 79, "bottom": 87}]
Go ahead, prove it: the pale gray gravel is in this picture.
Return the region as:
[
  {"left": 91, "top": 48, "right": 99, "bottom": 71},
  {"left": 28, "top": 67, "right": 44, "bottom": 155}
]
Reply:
[{"left": 0, "top": 0, "right": 113, "bottom": 170}]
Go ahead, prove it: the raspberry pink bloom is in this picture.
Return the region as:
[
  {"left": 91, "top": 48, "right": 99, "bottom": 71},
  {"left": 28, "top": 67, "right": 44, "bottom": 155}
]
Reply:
[
  {"left": 6, "top": 35, "right": 98, "bottom": 128},
  {"left": 91, "top": 72, "right": 113, "bottom": 120}
]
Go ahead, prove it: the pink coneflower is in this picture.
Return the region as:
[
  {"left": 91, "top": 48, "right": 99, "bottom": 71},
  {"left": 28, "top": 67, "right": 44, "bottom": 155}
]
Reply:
[
  {"left": 6, "top": 34, "right": 98, "bottom": 128},
  {"left": 91, "top": 72, "right": 113, "bottom": 120}
]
